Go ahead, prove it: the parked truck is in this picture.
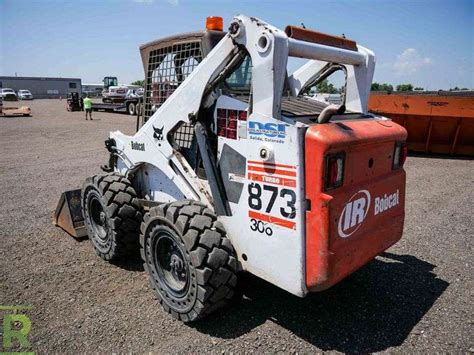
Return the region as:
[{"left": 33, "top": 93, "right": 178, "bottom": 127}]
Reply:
[{"left": 89, "top": 76, "right": 144, "bottom": 115}]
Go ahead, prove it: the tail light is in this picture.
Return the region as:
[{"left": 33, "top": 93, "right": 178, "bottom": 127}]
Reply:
[
  {"left": 228, "top": 110, "right": 237, "bottom": 130},
  {"left": 325, "top": 153, "right": 345, "bottom": 190},
  {"left": 216, "top": 108, "right": 247, "bottom": 140},
  {"left": 226, "top": 129, "right": 237, "bottom": 139},
  {"left": 393, "top": 142, "right": 407, "bottom": 169}
]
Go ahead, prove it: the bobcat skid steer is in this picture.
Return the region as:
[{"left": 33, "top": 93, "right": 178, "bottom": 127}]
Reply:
[{"left": 54, "top": 15, "right": 408, "bottom": 322}]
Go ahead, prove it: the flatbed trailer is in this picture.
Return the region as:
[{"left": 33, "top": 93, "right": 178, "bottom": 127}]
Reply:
[{"left": 91, "top": 97, "right": 142, "bottom": 116}]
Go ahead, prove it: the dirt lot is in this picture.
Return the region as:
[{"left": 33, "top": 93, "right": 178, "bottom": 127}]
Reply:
[{"left": 0, "top": 99, "right": 472, "bottom": 353}]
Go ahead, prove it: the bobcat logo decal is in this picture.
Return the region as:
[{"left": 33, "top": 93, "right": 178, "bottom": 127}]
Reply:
[{"left": 153, "top": 125, "right": 164, "bottom": 141}]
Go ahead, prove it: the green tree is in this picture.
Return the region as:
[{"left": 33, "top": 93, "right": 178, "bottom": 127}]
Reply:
[
  {"left": 371, "top": 82, "right": 380, "bottom": 91},
  {"left": 371, "top": 82, "right": 393, "bottom": 93},
  {"left": 414, "top": 87, "right": 424, "bottom": 91},
  {"left": 396, "top": 84, "right": 414, "bottom": 92},
  {"left": 131, "top": 80, "right": 144, "bottom": 87},
  {"left": 448, "top": 87, "right": 470, "bottom": 91},
  {"left": 316, "top": 79, "right": 338, "bottom": 94}
]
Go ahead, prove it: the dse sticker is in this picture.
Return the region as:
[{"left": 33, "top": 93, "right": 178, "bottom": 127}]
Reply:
[{"left": 248, "top": 121, "right": 286, "bottom": 143}]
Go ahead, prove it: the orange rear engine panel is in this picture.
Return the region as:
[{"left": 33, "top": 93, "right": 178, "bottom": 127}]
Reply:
[{"left": 305, "top": 119, "right": 407, "bottom": 291}]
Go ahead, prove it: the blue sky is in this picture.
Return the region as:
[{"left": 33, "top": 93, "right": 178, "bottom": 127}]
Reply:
[{"left": 1, "top": 0, "right": 472, "bottom": 89}]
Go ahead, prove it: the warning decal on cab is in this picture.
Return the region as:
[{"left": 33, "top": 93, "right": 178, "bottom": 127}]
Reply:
[{"left": 247, "top": 160, "right": 296, "bottom": 187}]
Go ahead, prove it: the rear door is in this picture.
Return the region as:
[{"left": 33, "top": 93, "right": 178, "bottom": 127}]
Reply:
[{"left": 305, "top": 118, "right": 407, "bottom": 291}]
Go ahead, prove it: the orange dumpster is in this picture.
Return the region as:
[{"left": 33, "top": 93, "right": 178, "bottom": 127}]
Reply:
[{"left": 369, "top": 91, "right": 474, "bottom": 156}]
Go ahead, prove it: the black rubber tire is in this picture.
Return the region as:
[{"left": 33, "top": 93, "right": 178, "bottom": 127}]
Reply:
[
  {"left": 136, "top": 102, "right": 143, "bottom": 116},
  {"left": 140, "top": 200, "right": 239, "bottom": 322},
  {"left": 82, "top": 173, "right": 142, "bottom": 261},
  {"left": 128, "top": 102, "right": 135, "bottom": 116}
]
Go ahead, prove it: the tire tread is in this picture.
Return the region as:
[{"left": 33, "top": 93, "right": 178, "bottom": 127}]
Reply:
[
  {"left": 140, "top": 200, "right": 239, "bottom": 322},
  {"left": 82, "top": 172, "right": 142, "bottom": 261}
]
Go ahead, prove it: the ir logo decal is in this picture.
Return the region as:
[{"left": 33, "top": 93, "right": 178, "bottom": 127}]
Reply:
[{"left": 338, "top": 190, "right": 371, "bottom": 238}]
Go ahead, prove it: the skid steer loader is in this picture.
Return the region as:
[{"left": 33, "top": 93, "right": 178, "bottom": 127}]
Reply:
[{"left": 54, "top": 15, "right": 408, "bottom": 322}]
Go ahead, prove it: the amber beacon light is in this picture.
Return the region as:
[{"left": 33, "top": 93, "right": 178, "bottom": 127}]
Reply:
[{"left": 206, "top": 16, "right": 224, "bottom": 31}]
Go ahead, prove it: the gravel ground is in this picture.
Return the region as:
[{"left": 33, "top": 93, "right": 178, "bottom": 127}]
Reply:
[{"left": 0, "top": 99, "right": 472, "bottom": 353}]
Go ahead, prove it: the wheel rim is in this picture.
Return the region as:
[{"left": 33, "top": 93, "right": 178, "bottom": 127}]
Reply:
[
  {"left": 153, "top": 230, "right": 189, "bottom": 298},
  {"left": 129, "top": 103, "right": 135, "bottom": 115},
  {"left": 88, "top": 195, "right": 109, "bottom": 244}
]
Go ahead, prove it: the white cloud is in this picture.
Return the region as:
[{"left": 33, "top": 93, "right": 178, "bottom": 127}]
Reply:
[
  {"left": 167, "top": 0, "right": 179, "bottom": 5},
  {"left": 393, "top": 48, "right": 432, "bottom": 75}
]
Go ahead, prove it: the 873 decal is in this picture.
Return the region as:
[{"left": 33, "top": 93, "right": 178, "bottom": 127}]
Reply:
[{"left": 247, "top": 182, "right": 297, "bottom": 230}]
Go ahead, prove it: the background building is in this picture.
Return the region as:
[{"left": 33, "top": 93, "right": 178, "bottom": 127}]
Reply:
[
  {"left": 0, "top": 76, "right": 82, "bottom": 98},
  {"left": 82, "top": 83, "right": 104, "bottom": 97}
]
